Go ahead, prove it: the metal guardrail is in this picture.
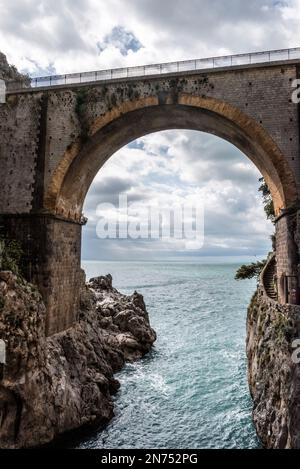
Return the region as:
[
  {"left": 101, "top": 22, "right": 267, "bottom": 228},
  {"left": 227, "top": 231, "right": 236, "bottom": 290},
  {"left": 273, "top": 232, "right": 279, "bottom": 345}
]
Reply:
[{"left": 6, "top": 46, "right": 300, "bottom": 92}]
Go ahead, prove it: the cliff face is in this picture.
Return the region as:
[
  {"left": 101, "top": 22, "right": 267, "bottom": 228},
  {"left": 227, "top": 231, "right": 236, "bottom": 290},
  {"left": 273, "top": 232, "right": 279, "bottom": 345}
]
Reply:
[
  {"left": 0, "top": 272, "right": 156, "bottom": 448},
  {"left": 0, "top": 52, "right": 29, "bottom": 84},
  {"left": 247, "top": 290, "right": 300, "bottom": 449}
]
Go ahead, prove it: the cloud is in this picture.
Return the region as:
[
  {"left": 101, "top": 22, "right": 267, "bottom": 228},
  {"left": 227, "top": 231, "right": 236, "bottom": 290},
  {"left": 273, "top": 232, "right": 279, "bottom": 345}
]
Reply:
[
  {"left": 2, "top": 0, "right": 300, "bottom": 75},
  {"left": 83, "top": 176, "right": 150, "bottom": 220},
  {"left": 123, "top": 0, "right": 289, "bottom": 54},
  {"left": 0, "top": 0, "right": 285, "bottom": 258},
  {"left": 139, "top": 130, "right": 260, "bottom": 187},
  {"left": 82, "top": 130, "right": 274, "bottom": 260}
]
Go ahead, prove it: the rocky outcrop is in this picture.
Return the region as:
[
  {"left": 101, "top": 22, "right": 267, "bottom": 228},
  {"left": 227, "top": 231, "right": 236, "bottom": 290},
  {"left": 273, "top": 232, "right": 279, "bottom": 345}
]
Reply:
[
  {"left": 247, "top": 289, "right": 300, "bottom": 449},
  {"left": 0, "top": 272, "right": 156, "bottom": 448},
  {"left": 0, "top": 52, "right": 30, "bottom": 85}
]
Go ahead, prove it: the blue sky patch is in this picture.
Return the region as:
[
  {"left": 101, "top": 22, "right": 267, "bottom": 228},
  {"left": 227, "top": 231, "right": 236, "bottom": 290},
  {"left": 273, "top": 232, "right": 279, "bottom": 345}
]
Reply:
[{"left": 97, "top": 26, "right": 143, "bottom": 56}]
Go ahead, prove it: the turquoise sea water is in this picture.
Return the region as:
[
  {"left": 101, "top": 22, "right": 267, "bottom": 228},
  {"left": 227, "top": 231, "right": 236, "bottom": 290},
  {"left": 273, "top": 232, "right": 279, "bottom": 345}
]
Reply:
[{"left": 76, "top": 258, "right": 261, "bottom": 449}]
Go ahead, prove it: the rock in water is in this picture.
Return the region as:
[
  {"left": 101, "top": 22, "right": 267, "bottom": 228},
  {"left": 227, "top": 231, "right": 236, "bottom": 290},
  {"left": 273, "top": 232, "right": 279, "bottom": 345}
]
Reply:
[{"left": 0, "top": 272, "right": 156, "bottom": 448}]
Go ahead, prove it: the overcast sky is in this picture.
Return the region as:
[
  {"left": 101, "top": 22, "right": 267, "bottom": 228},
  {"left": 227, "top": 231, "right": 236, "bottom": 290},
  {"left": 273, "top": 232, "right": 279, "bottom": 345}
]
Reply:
[{"left": 2, "top": 0, "right": 299, "bottom": 259}]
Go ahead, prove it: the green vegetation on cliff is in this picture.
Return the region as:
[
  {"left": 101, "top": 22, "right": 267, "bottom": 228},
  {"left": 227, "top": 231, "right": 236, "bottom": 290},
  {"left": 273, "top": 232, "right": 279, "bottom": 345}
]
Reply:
[
  {"left": 0, "top": 236, "right": 23, "bottom": 275},
  {"left": 235, "top": 259, "right": 267, "bottom": 281},
  {"left": 235, "top": 177, "right": 274, "bottom": 281},
  {"left": 258, "top": 177, "right": 275, "bottom": 223}
]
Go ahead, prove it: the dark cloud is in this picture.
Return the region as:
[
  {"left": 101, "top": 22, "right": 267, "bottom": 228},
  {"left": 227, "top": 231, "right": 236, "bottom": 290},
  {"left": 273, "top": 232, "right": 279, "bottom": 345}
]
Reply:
[
  {"left": 83, "top": 176, "right": 132, "bottom": 211},
  {"left": 88, "top": 176, "right": 133, "bottom": 198},
  {"left": 81, "top": 226, "right": 271, "bottom": 260},
  {"left": 171, "top": 131, "right": 260, "bottom": 186},
  {"left": 83, "top": 176, "right": 151, "bottom": 214},
  {"left": 0, "top": 0, "right": 89, "bottom": 53},
  {"left": 125, "top": 0, "right": 288, "bottom": 52}
]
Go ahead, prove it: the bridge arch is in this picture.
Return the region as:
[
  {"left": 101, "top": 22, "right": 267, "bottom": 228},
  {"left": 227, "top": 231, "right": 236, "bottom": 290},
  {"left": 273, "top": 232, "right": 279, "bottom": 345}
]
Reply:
[{"left": 45, "top": 93, "right": 298, "bottom": 220}]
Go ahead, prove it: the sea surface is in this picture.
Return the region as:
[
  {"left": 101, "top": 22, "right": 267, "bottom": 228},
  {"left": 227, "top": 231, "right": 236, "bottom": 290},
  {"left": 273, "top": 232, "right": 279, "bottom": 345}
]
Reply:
[{"left": 73, "top": 258, "right": 261, "bottom": 449}]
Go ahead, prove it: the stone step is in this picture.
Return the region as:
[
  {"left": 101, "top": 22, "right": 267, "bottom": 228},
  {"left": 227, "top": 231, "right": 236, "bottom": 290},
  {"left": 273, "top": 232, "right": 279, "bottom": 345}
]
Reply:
[{"left": 263, "top": 258, "right": 278, "bottom": 300}]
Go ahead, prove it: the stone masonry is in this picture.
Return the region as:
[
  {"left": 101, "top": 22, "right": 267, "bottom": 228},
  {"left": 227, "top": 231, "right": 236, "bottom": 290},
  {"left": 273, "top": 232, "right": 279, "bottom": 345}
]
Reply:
[{"left": 1, "top": 58, "right": 300, "bottom": 334}]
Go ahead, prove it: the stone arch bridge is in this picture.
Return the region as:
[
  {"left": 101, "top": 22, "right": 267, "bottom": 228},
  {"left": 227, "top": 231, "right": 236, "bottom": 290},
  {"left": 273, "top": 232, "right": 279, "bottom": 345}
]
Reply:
[{"left": 1, "top": 48, "right": 300, "bottom": 335}]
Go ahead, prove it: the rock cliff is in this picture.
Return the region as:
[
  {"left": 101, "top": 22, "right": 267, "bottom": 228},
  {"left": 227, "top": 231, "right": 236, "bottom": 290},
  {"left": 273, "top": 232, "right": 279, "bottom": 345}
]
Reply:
[
  {"left": 247, "top": 289, "right": 300, "bottom": 449},
  {"left": 0, "top": 272, "right": 156, "bottom": 448},
  {"left": 0, "top": 52, "right": 29, "bottom": 85}
]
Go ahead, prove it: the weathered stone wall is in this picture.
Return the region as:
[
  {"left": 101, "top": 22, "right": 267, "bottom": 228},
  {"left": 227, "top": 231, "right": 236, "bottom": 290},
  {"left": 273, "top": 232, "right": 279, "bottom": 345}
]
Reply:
[
  {"left": 1, "top": 61, "right": 300, "bottom": 334},
  {"left": 0, "top": 93, "right": 42, "bottom": 213},
  {"left": 42, "top": 65, "right": 300, "bottom": 191},
  {"left": 1, "top": 63, "right": 300, "bottom": 216},
  {"left": 1, "top": 215, "right": 82, "bottom": 335},
  {"left": 39, "top": 217, "right": 83, "bottom": 335},
  {"left": 276, "top": 212, "right": 297, "bottom": 303},
  {"left": 44, "top": 64, "right": 300, "bottom": 218},
  {"left": 275, "top": 208, "right": 300, "bottom": 304}
]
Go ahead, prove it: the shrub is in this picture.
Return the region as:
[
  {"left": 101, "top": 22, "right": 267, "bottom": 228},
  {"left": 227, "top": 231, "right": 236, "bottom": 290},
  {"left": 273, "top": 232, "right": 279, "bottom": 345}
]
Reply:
[
  {"left": 235, "top": 260, "right": 266, "bottom": 281},
  {"left": 0, "top": 236, "right": 23, "bottom": 275}
]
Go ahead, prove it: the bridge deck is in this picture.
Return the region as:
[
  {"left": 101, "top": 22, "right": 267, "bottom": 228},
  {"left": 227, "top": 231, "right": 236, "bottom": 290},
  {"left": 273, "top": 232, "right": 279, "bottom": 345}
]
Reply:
[{"left": 6, "top": 46, "right": 300, "bottom": 93}]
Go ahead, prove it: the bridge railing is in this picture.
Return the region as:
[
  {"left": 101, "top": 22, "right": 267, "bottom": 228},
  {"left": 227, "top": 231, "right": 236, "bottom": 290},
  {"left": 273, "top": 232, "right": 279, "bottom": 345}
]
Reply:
[{"left": 6, "top": 46, "right": 300, "bottom": 92}]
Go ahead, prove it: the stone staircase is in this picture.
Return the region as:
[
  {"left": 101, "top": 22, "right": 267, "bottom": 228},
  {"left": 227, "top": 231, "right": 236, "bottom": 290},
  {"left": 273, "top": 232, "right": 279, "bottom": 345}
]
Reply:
[{"left": 263, "top": 256, "right": 278, "bottom": 301}]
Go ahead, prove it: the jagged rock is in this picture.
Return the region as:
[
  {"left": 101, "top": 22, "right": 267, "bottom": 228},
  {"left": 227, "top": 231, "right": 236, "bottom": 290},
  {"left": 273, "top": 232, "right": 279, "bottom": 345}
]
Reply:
[
  {"left": 0, "top": 273, "right": 156, "bottom": 448},
  {"left": 0, "top": 52, "right": 30, "bottom": 85},
  {"left": 247, "top": 290, "right": 300, "bottom": 449}
]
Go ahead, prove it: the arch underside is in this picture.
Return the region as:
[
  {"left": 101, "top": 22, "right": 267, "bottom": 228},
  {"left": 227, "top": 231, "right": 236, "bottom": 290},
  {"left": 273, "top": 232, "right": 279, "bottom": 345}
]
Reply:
[{"left": 45, "top": 96, "right": 299, "bottom": 220}]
